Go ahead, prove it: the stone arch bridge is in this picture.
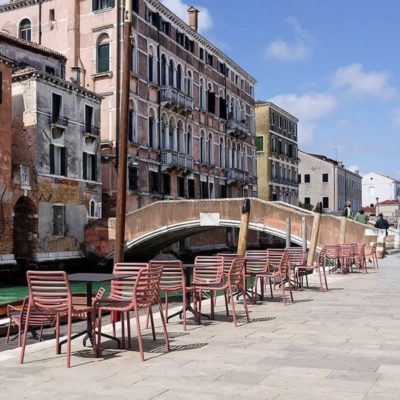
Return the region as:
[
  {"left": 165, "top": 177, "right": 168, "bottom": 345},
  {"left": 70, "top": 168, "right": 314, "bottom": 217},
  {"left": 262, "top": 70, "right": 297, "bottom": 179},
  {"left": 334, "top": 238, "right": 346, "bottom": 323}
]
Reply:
[{"left": 84, "top": 198, "right": 369, "bottom": 263}]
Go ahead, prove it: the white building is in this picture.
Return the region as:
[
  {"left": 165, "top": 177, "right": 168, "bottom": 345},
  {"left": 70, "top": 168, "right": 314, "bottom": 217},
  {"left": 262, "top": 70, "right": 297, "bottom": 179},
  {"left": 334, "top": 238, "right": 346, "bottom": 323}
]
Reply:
[{"left": 362, "top": 172, "right": 400, "bottom": 207}]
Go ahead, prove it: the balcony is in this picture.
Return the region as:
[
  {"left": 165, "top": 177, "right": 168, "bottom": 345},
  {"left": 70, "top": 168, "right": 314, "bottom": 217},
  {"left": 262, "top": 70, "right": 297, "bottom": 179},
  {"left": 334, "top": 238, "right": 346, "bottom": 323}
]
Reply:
[
  {"left": 160, "top": 150, "right": 193, "bottom": 172},
  {"left": 227, "top": 168, "right": 249, "bottom": 185},
  {"left": 51, "top": 115, "right": 69, "bottom": 129},
  {"left": 82, "top": 125, "right": 100, "bottom": 137},
  {"left": 160, "top": 86, "right": 194, "bottom": 115},
  {"left": 226, "top": 118, "right": 250, "bottom": 139}
]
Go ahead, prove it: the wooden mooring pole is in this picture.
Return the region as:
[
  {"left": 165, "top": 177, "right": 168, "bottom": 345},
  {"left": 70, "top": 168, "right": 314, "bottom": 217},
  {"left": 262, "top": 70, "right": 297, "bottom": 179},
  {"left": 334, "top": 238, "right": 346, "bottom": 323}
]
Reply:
[
  {"left": 307, "top": 202, "right": 322, "bottom": 265},
  {"left": 237, "top": 198, "right": 251, "bottom": 256}
]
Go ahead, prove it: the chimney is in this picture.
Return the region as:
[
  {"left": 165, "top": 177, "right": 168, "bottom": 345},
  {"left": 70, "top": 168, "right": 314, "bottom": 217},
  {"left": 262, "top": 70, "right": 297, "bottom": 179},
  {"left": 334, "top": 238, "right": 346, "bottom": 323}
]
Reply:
[
  {"left": 70, "top": 66, "right": 83, "bottom": 86},
  {"left": 187, "top": 6, "right": 199, "bottom": 32}
]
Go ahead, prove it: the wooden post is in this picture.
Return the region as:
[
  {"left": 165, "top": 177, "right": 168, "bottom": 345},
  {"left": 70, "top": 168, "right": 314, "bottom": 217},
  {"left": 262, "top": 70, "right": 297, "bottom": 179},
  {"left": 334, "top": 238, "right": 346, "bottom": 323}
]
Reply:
[
  {"left": 286, "top": 217, "right": 291, "bottom": 248},
  {"left": 338, "top": 213, "right": 347, "bottom": 244},
  {"left": 307, "top": 202, "right": 322, "bottom": 265},
  {"left": 237, "top": 198, "right": 250, "bottom": 256},
  {"left": 301, "top": 216, "right": 307, "bottom": 252}
]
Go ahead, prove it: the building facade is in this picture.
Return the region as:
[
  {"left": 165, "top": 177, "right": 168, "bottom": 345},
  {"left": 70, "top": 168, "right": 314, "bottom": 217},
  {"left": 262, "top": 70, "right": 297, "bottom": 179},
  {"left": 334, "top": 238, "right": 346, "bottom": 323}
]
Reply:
[
  {"left": 0, "top": 0, "right": 257, "bottom": 252},
  {"left": 298, "top": 151, "right": 362, "bottom": 214},
  {"left": 255, "top": 102, "right": 298, "bottom": 204},
  {"left": 0, "top": 33, "right": 102, "bottom": 265},
  {"left": 362, "top": 172, "right": 400, "bottom": 207}
]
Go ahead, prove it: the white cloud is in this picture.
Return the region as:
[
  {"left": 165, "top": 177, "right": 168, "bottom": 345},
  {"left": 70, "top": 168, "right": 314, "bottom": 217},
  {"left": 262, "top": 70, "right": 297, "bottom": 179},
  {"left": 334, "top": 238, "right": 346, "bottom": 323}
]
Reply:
[
  {"left": 264, "top": 17, "right": 313, "bottom": 62},
  {"left": 269, "top": 93, "right": 338, "bottom": 145},
  {"left": 333, "top": 63, "right": 395, "bottom": 100},
  {"left": 265, "top": 40, "right": 311, "bottom": 62},
  {"left": 161, "top": 0, "right": 213, "bottom": 33}
]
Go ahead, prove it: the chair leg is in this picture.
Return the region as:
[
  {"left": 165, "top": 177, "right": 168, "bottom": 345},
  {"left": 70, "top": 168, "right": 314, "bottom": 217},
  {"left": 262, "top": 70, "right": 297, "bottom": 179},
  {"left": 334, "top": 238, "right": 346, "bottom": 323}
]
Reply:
[
  {"left": 39, "top": 325, "right": 44, "bottom": 342},
  {"left": 149, "top": 307, "right": 156, "bottom": 341},
  {"left": 165, "top": 294, "right": 169, "bottom": 323},
  {"left": 96, "top": 310, "right": 103, "bottom": 357},
  {"left": 287, "top": 274, "right": 294, "bottom": 303},
  {"left": 126, "top": 311, "right": 131, "bottom": 349},
  {"left": 241, "top": 282, "right": 250, "bottom": 322},
  {"left": 6, "top": 319, "right": 12, "bottom": 345},
  {"left": 182, "top": 290, "right": 187, "bottom": 331},
  {"left": 66, "top": 312, "right": 72, "bottom": 368},
  {"left": 19, "top": 305, "right": 31, "bottom": 364},
  {"left": 269, "top": 278, "right": 273, "bottom": 298},
  {"left": 210, "top": 290, "right": 215, "bottom": 320},
  {"left": 224, "top": 290, "right": 229, "bottom": 316},
  {"left": 134, "top": 310, "right": 145, "bottom": 362},
  {"left": 158, "top": 301, "right": 170, "bottom": 352},
  {"left": 318, "top": 266, "right": 324, "bottom": 292},
  {"left": 323, "top": 266, "right": 328, "bottom": 290},
  {"left": 121, "top": 314, "right": 125, "bottom": 349},
  {"left": 55, "top": 314, "right": 60, "bottom": 354},
  {"left": 280, "top": 274, "right": 287, "bottom": 306},
  {"left": 229, "top": 288, "right": 237, "bottom": 327}
]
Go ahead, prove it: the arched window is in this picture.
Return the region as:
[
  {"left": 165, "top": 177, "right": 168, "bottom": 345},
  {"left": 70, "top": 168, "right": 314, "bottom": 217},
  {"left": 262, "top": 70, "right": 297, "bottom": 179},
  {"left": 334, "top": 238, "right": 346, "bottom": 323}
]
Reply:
[
  {"left": 250, "top": 109, "right": 255, "bottom": 133},
  {"left": 177, "top": 120, "right": 184, "bottom": 152},
  {"left": 131, "top": 35, "right": 138, "bottom": 73},
  {"left": 237, "top": 144, "right": 242, "bottom": 170},
  {"left": 169, "top": 117, "right": 176, "bottom": 150},
  {"left": 200, "top": 130, "right": 206, "bottom": 163},
  {"left": 97, "top": 33, "right": 110, "bottom": 73},
  {"left": 161, "top": 113, "right": 168, "bottom": 149},
  {"left": 199, "top": 78, "right": 205, "bottom": 110},
  {"left": 19, "top": 18, "right": 31, "bottom": 41},
  {"left": 187, "top": 70, "right": 193, "bottom": 97},
  {"left": 176, "top": 64, "right": 183, "bottom": 91},
  {"left": 128, "top": 100, "right": 137, "bottom": 142},
  {"left": 148, "top": 45, "right": 156, "bottom": 83},
  {"left": 232, "top": 142, "right": 237, "bottom": 168},
  {"left": 219, "top": 138, "right": 225, "bottom": 168},
  {"left": 89, "top": 199, "right": 96, "bottom": 218},
  {"left": 227, "top": 140, "right": 232, "bottom": 168},
  {"left": 161, "top": 54, "right": 167, "bottom": 85},
  {"left": 148, "top": 108, "right": 157, "bottom": 148},
  {"left": 207, "top": 133, "right": 213, "bottom": 165},
  {"left": 168, "top": 59, "right": 174, "bottom": 87},
  {"left": 186, "top": 125, "right": 192, "bottom": 155}
]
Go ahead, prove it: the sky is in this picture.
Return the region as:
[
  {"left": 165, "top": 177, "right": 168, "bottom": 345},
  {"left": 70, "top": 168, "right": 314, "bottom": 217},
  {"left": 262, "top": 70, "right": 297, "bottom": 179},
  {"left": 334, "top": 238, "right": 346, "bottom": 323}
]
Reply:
[{"left": 161, "top": 0, "right": 400, "bottom": 179}]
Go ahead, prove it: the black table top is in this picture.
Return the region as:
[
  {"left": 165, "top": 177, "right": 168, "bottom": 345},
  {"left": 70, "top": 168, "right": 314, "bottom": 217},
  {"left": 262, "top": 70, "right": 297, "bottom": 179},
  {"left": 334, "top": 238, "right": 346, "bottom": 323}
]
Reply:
[{"left": 68, "top": 273, "right": 136, "bottom": 283}]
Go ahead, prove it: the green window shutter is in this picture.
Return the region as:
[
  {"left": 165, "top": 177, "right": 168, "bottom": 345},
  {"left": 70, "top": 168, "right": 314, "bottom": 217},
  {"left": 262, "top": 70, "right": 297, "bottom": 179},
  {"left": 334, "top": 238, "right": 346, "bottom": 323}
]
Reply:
[
  {"left": 97, "top": 43, "right": 109, "bottom": 73},
  {"left": 61, "top": 147, "right": 67, "bottom": 176},
  {"left": 256, "top": 136, "right": 263, "bottom": 151},
  {"left": 50, "top": 144, "right": 55, "bottom": 174},
  {"left": 83, "top": 152, "right": 87, "bottom": 180},
  {"left": 91, "top": 155, "right": 97, "bottom": 181}
]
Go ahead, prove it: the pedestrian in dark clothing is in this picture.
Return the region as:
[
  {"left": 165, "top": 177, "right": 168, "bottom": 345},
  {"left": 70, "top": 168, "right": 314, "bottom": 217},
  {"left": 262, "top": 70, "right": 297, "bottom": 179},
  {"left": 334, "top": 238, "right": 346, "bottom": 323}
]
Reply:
[{"left": 374, "top": 213, "right": 389, "bottom": 235}]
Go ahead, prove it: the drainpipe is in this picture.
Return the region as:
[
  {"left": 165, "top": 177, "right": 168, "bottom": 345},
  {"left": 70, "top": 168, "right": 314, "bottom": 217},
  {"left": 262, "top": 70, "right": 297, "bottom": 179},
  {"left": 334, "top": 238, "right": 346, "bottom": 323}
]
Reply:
[
  {"left": 115, "top": 0, "right": 122, "bottom": 170},
  {"left": 38, "top": 1, "right": 42, "bottom": 45}
]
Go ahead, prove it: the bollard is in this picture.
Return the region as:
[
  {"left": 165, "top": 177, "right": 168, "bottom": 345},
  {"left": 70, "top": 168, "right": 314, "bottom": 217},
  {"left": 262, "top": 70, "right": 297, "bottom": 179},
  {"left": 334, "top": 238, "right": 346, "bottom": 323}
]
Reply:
[
  {"left": 237, "top": 198, "right": 250, "bottom": 256},
  {"left": 286, "top": 217, "right": 291, "bottom": 248},
  {"left": 307, "top": 202, "right": 322, "bottom": 266},
  {"left": 301, "top": 216, "right": 307, "bottom": 252}
]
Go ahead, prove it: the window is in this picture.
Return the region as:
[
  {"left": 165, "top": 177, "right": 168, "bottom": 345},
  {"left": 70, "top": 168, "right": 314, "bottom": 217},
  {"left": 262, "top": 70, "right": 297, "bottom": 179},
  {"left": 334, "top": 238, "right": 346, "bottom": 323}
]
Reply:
[
  {"left": 132, "top": 0, "right": 139, "bottom": 13},
  {"left": 19, "top": 18, "right": 31, "bottom": 41},
  {"left": 207, "top": 87, "right": 215, "bottom": 113},
  {"left": 219, "top": 95, "right": 227, "bottom": 119},
  {"left": 85, "top": 105, "right": 94, "bottom": 133},
  {"left": 304, "top": 197, "right": 311, "bottom": 205},
  {"left": 199, "top": 47, "right": 204, "bottom": 61},
  {"left": 163, "top": 174, "right": 170, "bottom": 195},
  {"left": 187, "top": 71, "right": 193, "bottom": 97},
  {"left": 304, "top": 174, "right": 310, "bottom": 183},
  {"left": 160, "top": 20, "right": 171, "bottom": 36},
  {"left": 53, "top": 205, "right": 65, "bottom": 236},
  {"left": 201, "top": 181, "right": 208, "bottom": 198},
  {"left": 83, "top": 152, "right": 97, "bottom": 181},
  {"left": 298, "top": 174, "right": 301, "bottom": 183},
  {"left": 131, "top": 36, "right": 138, "bottom": 74},
  {"left": 200, "top": 132, "right": 205, "bottom": 163},
  {"left": 148, "top": 109, "right": 156, "bottom": 148},
  {"left": 178, "top": 176, "right": 185, "bottom": 197},
  {"left": 50, "top": 144, "right": 67, "bottom": 176},
  {"left": 323, "top": 197, "right": 329, "bottom": 209},
  {"left": 128, "top": 166, "right": 138, "bottom": 190},
  {"left": 49, "top": 9, "right": 55, "bottom": 21},
  {"left": 219, "top": 62, "right": 225, "bottom": 75},
  {"left": 207, "top": 52, "right": 213, "bottom": 66},
  {"left": 149, "top": 171, "right": 159, "bottom": 193},
  {"left": 128, "top": 103, "right": 137, "bottom": 142},
  {"left": 148, "top": 46, "right": 155, "bottom": 83},
  {"left": 97, "top": 34, "right": 110, "bottom": 73},
  {"left": 89, "top": 199, "right": 96, "bottom": 218},
  {"left": 188, "top": 179, "right": 195, "bottom": 198},
  {"left": 45, "top": 66, "right": 55, "bottom": 75},
  {"left": 322, "top": 173, "right": 329, "bottom": 183},
  {"left": 161, "top": 54, "right": 167, "bottom": 85},
  {"left": 199, "top": 78, "right": 205, "bottom": 110},
  {"left": 255, "top": 136, "right": 263, "bottom": 152},
  {"left": 176, "top": 64, "right": 182, "bottom": 91},
  {"left": 220, "top": 184, "right": 227, "bottom": 198},
  {"left": 92, "top": 0, "right": 114, "bottom": 11},
  {"left": 168, "top": 59, "right": 174, "bottom": 86},
  {"left": 369, "top": 186, "right": 375, "bottom": 197}
]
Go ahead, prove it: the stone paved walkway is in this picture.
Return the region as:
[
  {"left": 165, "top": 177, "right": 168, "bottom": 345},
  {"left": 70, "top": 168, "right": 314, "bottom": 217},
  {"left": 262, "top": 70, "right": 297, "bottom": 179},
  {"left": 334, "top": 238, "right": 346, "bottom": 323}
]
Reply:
[{"left": 1, "top": 255, "right": 400, "bottom": 400}]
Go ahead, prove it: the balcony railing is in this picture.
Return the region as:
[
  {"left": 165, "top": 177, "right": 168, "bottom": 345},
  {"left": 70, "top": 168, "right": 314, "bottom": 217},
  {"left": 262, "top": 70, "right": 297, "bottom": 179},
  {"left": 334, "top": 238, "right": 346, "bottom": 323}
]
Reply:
[
  {"left": 51, "top": 115, "right": 69, "bottom": 127},
  {"left": 82, "top": 125, "right": 100, "bottom": 136},
  {"left": 226, "top": 118, "right": 250, "bottom": 139},
  {"left": 161, "top": 150, "right": 193, "bottom": 172},
  {"left": 160, "top": 86, "right": 194, "bottom": 115},
  {"left": 227, "top": 168, "right": 249, "bottom": 184}
]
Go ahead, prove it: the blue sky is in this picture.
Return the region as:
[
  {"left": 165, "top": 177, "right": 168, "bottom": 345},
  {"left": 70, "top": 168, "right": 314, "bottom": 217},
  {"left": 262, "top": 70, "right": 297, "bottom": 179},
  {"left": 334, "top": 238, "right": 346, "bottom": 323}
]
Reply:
[{"left": 162, "top": 0, "right": 400, "bottom": 179}]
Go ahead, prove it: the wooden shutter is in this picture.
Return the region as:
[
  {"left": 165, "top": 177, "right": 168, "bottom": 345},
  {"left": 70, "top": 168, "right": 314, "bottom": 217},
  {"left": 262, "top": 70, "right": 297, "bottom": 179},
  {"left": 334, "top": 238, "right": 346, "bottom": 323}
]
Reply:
[
  {"left": 91, "top": 154, "right": 97, "bottom": 181},
  {"left": 61, "top": 147, "right": 67, "bottom": 176},
  {"left": 83, "top": 152, "right": 87, "bottom": 180},
  {"left": 50, "top": 144, "right": 55, "bottom": 174}
]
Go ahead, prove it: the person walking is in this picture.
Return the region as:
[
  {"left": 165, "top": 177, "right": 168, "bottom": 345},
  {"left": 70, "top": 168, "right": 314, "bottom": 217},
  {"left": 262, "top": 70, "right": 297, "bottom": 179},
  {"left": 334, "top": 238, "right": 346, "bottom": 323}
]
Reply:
[
  {"left": 354, "top": 209, "right": 369, "bottom": 224},
  {"left": 374, "top": 213, "right": 389, "bottom": 236},
  {"left": 343, "top": 200, "right": 353, "bottom": 218}
]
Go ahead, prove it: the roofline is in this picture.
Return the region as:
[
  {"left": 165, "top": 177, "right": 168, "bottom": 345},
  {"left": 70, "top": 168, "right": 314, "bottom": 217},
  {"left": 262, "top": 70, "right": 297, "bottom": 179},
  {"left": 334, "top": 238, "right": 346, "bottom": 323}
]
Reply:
[
  {"left": 0, "top": 0, "right": 51, "bottom": 12},
  {"left": 0, "top": 31, "right": 66, "bottom": 61},
  {"left": 255, "top": 101, "right": 299, "bottom": 122},
  {"left": 363, "top": 171, "right": 400, "bottom": 184},
  {"left": 147, "top": 0, "right": 257, "bottom": 84},
  {"left": 12, "top": 68, "right": 102, "bottom": 101}
]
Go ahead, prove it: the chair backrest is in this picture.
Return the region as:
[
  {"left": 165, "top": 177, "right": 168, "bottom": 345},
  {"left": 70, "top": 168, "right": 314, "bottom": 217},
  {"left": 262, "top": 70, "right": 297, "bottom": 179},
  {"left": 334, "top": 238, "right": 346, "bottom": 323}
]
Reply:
[
  {"left": 324, "top": 244, "right": 340, "bottom": 259},
  {"left": 227, "top": 257, "right": 245, "bottom": 287},
  {"left": 244, "top": 250, "right": 268, "bottom": 274},
  {"left": 267, "top": 249, "right": 289, "bottom": 275},
  {"left": 149, "top": 259, "right": 185, "bottom": 291},
  {"left": 192, "top": 256, "right": 224, "bottom": 285},
  {"left": 10, "top": 296, "right": 55, "bottom": 328},
  {"left": 216, "top": 253, "right": 238, "bottom": 276},
  {"left": 26, "top": 271, "right": 71, "bottom": 314},
  {"left": 340, "top": 243, "right": 354, "bottom": 257},
  {"left": 134, "top": 266, "right": 163, "bottom": 309},
  {"left": 112, "top": 263, "right": 148, "bottom": 300},
  {"left": 357, "top": 243, "right": 366, "bottom": 258},
  {"left": 286, "top": 247, "right": 306, "bottom": 268}
]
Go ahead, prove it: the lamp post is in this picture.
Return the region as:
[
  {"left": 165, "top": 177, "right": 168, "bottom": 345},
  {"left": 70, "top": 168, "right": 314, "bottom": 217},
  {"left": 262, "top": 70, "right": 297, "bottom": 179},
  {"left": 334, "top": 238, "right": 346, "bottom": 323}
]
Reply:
[
  {"left": 375, "top": 197, "right": 379, "bottom": 216},
  {"left": 114, "top": 0, "right": 132, "bottom": 264}
]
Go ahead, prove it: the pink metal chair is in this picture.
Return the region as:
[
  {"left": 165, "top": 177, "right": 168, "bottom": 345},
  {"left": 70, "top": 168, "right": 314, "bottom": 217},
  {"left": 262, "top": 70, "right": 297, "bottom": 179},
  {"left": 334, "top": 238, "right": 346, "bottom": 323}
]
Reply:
[
  {"left": 93, "top": 266, "right": 170, "bottom": 361},
  {"left": 339, "top": 243, "right": 355, "bottom": 273},
  {"left": 20, "top": 271, "right": 91, "bottom": 368},
  {"left": 216, "top": 253, "right": 240, "bottom": 313},
  {"left": 295, "top": 249, "right": 328, "bottom": 291},
  {"left": 6, "top": 296, "right": 55, "bottom": 347},
  {"left": 244, "top": 250, "right": 270, "bottom": 303},
  {"left": 193, "top": 257, "right": 249, "bottom": 326},
  {"left": 324, "top": 244, "right": 341, "bottom": 273},
  {"left": 192, "top": 256, "right": 224, "bottom": 320},
  {"left": 286, "top": 247, "right": 307, "bottom": 288},
  {"left": 149, "top": 259, "right": 190, "bottom": 330},
  {"left": 365, "top": 242, "right": 379, "bottom": 269},
  {"left": 355, "top": 243, "right": 367, "bottom": 274}
]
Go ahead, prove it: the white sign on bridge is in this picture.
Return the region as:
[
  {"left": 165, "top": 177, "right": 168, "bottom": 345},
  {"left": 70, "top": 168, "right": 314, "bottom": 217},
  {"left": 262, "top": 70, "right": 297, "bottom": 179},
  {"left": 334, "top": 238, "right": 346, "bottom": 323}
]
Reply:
[{"left": 200, "top": 213, "right": 220, "bottom": 226}]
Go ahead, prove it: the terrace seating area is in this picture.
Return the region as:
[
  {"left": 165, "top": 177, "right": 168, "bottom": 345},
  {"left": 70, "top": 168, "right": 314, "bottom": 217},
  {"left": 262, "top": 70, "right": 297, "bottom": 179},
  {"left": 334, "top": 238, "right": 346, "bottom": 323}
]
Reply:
[{"left": 4, "top": 241, "right": 379, "bottom": 369}]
